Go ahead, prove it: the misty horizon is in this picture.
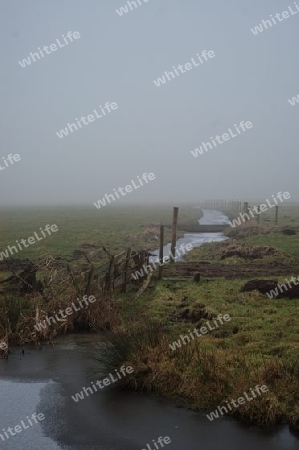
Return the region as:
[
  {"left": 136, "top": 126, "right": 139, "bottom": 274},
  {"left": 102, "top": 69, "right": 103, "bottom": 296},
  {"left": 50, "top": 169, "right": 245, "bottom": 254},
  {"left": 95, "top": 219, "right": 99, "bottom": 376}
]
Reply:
[{"left": 1, "top": 0, "right": 298, "bottom": 205}]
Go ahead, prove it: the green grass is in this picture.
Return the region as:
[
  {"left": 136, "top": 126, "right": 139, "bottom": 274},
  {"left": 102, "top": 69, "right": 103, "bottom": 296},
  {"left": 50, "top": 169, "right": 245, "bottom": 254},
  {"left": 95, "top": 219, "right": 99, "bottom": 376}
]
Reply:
[
  {"left": 109, "top": 275, "right": 299, "bottom": 427},
  {"left": 0, "top": 204, "right": 200, "bottom": 260},
  {"left": 244, "top": 234, "right": 299, "bottom": 257},
  {"left": 120, "top": 278, "right": 299, "bottom": 358},
  {"left": 101, "top": 207, "right": 299, "bottom": 429},
  {"left": 2, "top": 203, "right": 299, "bottom": 429},
  {"left": 225, "top": 203, "right": 299, "bottom": 227}
]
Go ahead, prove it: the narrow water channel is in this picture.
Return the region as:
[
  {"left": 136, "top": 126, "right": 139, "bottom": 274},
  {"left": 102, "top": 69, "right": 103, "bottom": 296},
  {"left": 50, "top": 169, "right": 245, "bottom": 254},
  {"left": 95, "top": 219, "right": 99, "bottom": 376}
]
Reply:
[{"left": 150, "top": 209, "right": 229, "bottom": 262}]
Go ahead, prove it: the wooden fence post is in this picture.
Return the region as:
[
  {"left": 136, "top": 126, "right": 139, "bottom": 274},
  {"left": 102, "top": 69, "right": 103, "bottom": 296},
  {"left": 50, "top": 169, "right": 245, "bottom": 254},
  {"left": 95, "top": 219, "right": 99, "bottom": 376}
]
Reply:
[
  {"left": 244, "top": 202, "right": 248, "bottom": 221},
  {"left": 107, "top": 255, "right": 115, "bottom": 295},
  {"left": 275, "top": 206, "right": 278, "bottom": 225},
  {"left": 121, "top": 247, "right": 131, "bottom": 293},
  {"left": 159, "top": 225, "right": 164, "bottom": 280},
  {"left": 170, "top": 207, "right": 179, "bottom": 263},
  {"left": 257, "top": 206, "right": 260, "bottom": 224},
  {"left": 85, "top": 265, "right": 95, "bottom": 296}
]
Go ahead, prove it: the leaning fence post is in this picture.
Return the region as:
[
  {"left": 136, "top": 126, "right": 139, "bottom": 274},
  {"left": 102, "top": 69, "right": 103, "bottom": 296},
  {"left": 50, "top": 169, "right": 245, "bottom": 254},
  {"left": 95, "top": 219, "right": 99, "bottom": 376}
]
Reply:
[
  {"left": 107, "top": 255, "right": 115, "bottom": 295},
  {"left": 122, "top": 247, "right": 131, "bottom": 293}
]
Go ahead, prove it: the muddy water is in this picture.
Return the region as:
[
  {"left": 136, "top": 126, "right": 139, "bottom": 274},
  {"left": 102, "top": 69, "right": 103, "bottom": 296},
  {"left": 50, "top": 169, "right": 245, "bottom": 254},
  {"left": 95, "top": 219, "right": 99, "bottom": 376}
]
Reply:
[{"left": 0, "top": 336, "right": 297, "bottom": 450}]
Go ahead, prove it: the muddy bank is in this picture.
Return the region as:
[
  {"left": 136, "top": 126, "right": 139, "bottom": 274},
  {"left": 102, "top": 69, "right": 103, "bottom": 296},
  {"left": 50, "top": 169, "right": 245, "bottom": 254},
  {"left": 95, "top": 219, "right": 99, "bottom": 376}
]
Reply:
[{"left": 162, "top": 261, "right": 297, "bottom": 279}]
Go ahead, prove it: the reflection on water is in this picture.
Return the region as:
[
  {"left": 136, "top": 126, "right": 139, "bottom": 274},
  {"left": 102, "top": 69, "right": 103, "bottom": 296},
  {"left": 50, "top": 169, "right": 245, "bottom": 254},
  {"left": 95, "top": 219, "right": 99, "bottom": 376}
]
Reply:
[
  {"left": 0, "top": 380, "right": 61, "bottom": 450},
  {"left": 0, "top": 336, "right": 297, "bottom": 450}
]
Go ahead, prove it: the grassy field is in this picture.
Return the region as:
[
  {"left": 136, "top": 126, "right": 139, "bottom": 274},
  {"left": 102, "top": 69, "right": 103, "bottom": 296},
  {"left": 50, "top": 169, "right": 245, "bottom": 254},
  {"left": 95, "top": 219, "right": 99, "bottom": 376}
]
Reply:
[
  {"left": 1, "top": 202, "right": 299, "bottom": 433},
  {"left": 0, "top": 204, "right": 200, "bottom": 260},
  {"left": 225, "top": 202, "right": 299, "bottom": 227},
  {"left": 0, "top": 203, "right": 203, "bottom": 350}
]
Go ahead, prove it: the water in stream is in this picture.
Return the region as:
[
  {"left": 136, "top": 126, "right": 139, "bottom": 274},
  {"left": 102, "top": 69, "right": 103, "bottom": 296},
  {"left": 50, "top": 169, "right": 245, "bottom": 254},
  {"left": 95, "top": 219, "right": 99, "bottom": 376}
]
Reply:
[
  {"left": 150, "top": 209, "right": 229, "bottom": 262},
  {"left": 0, "top": 336, "right": 297, "bottom": 450}
]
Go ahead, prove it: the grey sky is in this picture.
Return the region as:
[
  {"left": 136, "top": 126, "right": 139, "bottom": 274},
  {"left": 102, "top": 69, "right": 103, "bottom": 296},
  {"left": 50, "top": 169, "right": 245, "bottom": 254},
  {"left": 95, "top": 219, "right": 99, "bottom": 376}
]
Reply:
[{"left": 0, "top": 0, "right": 298, "bottom": 205}]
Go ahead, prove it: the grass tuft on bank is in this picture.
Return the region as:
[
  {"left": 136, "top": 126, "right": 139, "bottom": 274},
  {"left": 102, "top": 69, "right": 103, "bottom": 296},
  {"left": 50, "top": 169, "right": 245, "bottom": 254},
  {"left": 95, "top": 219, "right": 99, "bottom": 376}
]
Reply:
[{"left": 97, "top": 280, "right": 299, "bottom": 427}]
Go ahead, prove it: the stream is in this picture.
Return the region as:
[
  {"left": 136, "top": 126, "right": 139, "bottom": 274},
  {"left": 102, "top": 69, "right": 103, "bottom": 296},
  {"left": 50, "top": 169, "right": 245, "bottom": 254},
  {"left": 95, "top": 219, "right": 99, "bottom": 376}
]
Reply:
[{"left": 150, "top": 209, "right": 229, "bottom": 261}]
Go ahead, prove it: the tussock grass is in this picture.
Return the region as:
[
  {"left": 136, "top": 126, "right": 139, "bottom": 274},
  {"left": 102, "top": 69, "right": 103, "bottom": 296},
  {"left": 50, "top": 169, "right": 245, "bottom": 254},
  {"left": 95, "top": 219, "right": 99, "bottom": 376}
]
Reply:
[
  {"left": 92, "top": 321, "right": 165, "bottom": 390},
  {"left": 95, "top": 266, "right": 299, "bottom": 430}
]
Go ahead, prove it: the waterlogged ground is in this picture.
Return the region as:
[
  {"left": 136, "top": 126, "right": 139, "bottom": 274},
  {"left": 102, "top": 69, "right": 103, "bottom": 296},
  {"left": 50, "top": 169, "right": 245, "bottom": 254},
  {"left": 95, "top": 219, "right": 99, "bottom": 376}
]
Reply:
[
  {"left": 0, "top": 335, "right": 298, "bottom": 450},
  {"left": 0, "top": 210, "right": 298, "bottom": 449}
]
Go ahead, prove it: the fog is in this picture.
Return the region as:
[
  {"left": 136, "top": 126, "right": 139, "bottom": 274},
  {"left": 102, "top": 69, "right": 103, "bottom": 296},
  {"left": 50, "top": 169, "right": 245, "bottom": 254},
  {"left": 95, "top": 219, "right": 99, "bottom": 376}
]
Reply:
[{"left": 0, "top": 0, "right": 298, "bottom": 205}]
